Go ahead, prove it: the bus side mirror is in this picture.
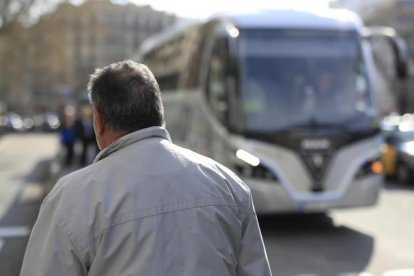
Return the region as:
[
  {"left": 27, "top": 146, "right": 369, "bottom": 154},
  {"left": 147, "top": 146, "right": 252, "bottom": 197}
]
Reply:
[
  {"left": 363, "top": 26, "right": 410, "bottom": 80},
  {"left": 394, "top": 36, "right": 410, "bottom": 79}
]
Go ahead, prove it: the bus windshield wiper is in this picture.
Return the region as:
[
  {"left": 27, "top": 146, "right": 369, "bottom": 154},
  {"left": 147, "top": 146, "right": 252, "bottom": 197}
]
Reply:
[
  {"left": 270, "top": 116, "right": 376, "bottom": 134},
  {"left": 271, "top": 120, "right": 344, "bottom": 133}
]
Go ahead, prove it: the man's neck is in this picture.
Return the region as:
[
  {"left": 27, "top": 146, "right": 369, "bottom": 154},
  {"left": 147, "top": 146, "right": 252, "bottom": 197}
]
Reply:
[{"left": 100, "top": 130, "right": 126, "bottom": 150}]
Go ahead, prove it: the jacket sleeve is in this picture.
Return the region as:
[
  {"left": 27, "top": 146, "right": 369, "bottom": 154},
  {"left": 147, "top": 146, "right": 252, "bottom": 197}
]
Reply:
[
  {"left": 20, "top": 201, "right": 87, "bottom": 276},
  {"left": 236, "top": 197, "right": 272, "bottom": 276}
]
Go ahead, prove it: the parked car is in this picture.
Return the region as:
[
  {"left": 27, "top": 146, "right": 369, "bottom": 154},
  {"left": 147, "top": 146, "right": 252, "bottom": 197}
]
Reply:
[
  {"left": 382, "top": 114, "right": 414, "bottom": 183},
  {"left": 0, "top": 112, "right": 25, "bottom": 132},
  {"left": 32, "top": 112, "right": 60, "bottom": 132}
]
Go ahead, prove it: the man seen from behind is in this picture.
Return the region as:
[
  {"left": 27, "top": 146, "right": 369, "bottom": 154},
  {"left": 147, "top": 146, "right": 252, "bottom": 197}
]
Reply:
[{"left": 20, "top": 60, "right": 272, "bottom": 276}]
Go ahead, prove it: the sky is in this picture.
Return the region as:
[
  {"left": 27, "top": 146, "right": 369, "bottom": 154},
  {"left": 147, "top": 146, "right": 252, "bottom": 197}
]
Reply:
[
  {"left": 58, "top": 0, "right": 334, "bottom": 19},
  {"left": 128, "top": 0, "right": 333, "bottom": 18}
]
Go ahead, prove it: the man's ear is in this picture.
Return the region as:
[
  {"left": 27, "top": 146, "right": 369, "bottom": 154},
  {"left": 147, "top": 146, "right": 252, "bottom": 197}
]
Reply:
[{"left": 93, "top": 107, "right": 106, "bottom": 136}]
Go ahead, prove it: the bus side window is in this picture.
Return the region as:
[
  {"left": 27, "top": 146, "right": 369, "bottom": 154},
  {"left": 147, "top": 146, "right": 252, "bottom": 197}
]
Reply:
[{"left": 207, "top": 38, "right": 228, "bottom": 124}]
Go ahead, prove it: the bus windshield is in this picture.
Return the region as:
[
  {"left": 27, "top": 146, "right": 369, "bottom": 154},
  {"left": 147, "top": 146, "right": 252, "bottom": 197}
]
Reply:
[{"left": 238, "top": 29, "right": 374, "bottom": 133}]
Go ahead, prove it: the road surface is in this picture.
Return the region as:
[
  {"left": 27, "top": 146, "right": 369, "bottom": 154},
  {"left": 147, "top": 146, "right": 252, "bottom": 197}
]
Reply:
[
  {"left": 0, "top": 133, "right": 413, "bottom": 276},
  {"left": 0, "top": 133, "right": 60, "bottom": 276}
]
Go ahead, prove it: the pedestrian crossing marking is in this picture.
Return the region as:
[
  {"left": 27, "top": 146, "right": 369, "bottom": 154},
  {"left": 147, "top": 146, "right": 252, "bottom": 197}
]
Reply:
[
  {"left": 384, "top": 269, "right": 414, "bottom": 276},
  {"left": 295, "top": 270, "right": 414, "bottom": 276},
  {"left": 0, "top": 226, "right": 30, "bottom": 238}
]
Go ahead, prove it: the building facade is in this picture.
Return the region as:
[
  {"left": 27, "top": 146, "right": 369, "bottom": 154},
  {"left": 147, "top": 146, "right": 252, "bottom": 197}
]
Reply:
[{"left": 0, "top": 0, "right": 177, "bottom": 113}]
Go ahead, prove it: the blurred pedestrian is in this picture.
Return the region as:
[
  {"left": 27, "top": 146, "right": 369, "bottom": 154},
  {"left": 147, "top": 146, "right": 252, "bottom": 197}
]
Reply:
[
  {"left": 20, "top": 60, "right": 272, "bottom": 276},
  {"left": 59, "top": 105, "right": 76, "bottom": 166},
  {"left": 75, "top": 105, "right": 98, "bottom": 166}
]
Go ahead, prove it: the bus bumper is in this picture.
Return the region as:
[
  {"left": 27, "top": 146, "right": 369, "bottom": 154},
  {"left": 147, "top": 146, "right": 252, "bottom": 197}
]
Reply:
[{"left": 246, "top": 175, "right": 383, "bottom": 215}]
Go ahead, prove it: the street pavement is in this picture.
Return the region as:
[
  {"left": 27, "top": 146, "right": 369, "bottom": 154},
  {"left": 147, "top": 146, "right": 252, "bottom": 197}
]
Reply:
[
  {"left": 0, "top": 133, "right": 60, "bottom": 276},
  {"left": 0, "top": 133, "right": 413, "bottom": 276},
  {"left": 260, "top": 182, "right": 414, "bottom": 276}
]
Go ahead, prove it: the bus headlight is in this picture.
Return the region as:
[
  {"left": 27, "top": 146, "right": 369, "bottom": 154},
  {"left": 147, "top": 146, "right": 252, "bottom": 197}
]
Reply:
[
  {"left": 236, "top": 149, "right": 260, "bottom": 167},
  {"left": 356, "top": 157, "right": 384, "bottom": 178},
  {"left": 235, "top": 149, "right": 278, "bottom": 181}
]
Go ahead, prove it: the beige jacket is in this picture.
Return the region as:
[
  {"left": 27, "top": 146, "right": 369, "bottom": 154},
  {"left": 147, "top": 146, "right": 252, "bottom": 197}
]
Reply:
[{"left": 21, "top": 127, "right": 272, "bottom": 276}]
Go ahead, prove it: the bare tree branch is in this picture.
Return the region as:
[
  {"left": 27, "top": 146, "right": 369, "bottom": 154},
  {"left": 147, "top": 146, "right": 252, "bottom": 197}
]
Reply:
[{"left": 0, "top": 0, "right": 50, "bottom": 30}]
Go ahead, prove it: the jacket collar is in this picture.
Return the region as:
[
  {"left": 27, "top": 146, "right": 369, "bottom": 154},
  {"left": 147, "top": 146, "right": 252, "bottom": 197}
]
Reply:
[{"left": 94, "top": 126, "right": 172, "bottom": 163}]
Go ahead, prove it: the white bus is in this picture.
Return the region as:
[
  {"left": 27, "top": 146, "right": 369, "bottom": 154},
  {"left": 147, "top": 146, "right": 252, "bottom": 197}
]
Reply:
[{"left": 137, "top": 9, "right": 408, "bottom": 214}]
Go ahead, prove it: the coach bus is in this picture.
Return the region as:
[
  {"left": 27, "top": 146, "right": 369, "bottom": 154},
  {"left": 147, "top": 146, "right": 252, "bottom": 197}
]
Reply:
[{"left": 137, "top": 9, "right": 408, "bottom": 214}]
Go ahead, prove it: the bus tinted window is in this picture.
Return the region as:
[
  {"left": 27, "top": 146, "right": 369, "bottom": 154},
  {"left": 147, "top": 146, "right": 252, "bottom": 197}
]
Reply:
[{"left": 237, "top": 29, "right": 373, "bottom": 133}]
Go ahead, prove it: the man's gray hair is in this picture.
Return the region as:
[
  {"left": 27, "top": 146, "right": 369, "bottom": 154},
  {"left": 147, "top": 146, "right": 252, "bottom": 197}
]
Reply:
[{"left": 88, "top": 60, "right": 165, "bottom": 133}]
